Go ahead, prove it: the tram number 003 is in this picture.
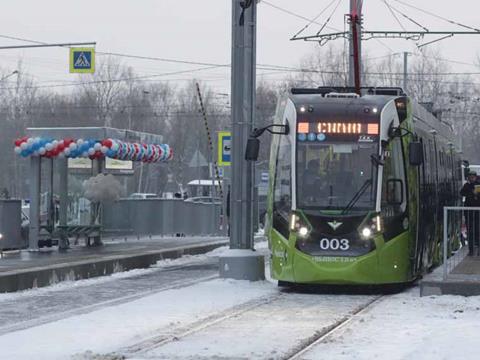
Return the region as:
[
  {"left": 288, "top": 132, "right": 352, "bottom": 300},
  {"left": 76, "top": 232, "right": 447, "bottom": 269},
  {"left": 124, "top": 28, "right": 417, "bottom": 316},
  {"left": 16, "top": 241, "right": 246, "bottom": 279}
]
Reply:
[{"left": 319, "top": 238, "right": 350, "bottom": 251}]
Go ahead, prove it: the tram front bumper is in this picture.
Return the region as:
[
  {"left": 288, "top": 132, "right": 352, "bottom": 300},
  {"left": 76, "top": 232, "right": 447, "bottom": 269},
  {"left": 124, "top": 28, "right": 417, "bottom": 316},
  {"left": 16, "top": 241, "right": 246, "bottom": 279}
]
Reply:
[{"left": 271, "top": 231, "right": 411, "bottom": 285}]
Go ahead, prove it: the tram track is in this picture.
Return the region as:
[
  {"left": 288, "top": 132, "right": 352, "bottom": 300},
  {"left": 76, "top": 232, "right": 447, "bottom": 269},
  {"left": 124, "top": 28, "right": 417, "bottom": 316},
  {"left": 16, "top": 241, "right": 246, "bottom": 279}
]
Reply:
[
  {"left": 122, "top": 292, "right": 283, "bottom": 356},
  {"left": 283, "top": 295, "right": 385, "bottom": 360},
  {"left": 117, "top": 289, "right": 385, "bottom": 359}
]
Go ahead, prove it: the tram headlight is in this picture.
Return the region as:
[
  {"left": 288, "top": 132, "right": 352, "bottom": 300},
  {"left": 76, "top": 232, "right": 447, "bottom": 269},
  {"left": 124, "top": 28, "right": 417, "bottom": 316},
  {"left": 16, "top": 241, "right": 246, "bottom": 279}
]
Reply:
[
  {"left": 298, "top": 226, "right": 309, "bottom": 237},
  {"left": 361, "top": 227, "right": 372, "bottom": 239},
  {"left": 360, "top": 215, "right": 383, "bottom": 240},
  {"left": 0, "top": 233, "right": 3, "bottom": 240},
  {"left": 290, "top": 213, "right": 311, "bottom": 238}
]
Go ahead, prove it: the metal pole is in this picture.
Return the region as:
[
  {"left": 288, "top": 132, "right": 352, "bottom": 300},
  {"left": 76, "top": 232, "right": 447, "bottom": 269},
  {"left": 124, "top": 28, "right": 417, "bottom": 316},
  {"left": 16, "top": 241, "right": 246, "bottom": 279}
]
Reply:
[
  {"left": 219, "top": 0, "right": 264, "bottom": 281},
  {"left": 49, "top": 158, "right": 54, "bottom": 229},
  {"left": 349, "top": 0, "right": 362, "bottom": 89},
  {"left": 403, "top": 52, "right": 408, "bottom": 93},
  {"left": 137, "top": 163, "right": 144, "bottom": 193},
  {"left": 0, "top": 42, "right": 96, "bottom": 50},
  {"left": 58, "top": 157, "right": 70, "bottom": 249},
  {"left": 443, "top": 207, "right": 448, "bottom": 280},
  {"left": 29, "top": 156, "right": 41, "bottom": 250},
  {"left": 230, "top": 0, "right": 256, "bottom": 250}
]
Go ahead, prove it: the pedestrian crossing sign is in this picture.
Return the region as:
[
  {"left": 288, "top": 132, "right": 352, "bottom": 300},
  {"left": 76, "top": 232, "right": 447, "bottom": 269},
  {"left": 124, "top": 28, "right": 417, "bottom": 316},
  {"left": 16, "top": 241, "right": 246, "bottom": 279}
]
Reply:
[{"left": 70, "top": 47, "right": 95, "bottom": 73}]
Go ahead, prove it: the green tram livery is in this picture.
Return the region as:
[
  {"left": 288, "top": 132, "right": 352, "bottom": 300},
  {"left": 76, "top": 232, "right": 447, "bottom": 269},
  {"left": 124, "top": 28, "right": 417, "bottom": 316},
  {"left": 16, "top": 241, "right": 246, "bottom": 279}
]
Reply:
[{"left": 266, "top": 87, "right": 462, "bottom": 286}]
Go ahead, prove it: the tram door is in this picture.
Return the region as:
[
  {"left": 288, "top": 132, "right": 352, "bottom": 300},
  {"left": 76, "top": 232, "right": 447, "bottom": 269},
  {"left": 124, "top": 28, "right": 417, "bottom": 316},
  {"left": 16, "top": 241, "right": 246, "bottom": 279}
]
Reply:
[{"left": 417, "top": 138, "right": 438, "bottom": 271}]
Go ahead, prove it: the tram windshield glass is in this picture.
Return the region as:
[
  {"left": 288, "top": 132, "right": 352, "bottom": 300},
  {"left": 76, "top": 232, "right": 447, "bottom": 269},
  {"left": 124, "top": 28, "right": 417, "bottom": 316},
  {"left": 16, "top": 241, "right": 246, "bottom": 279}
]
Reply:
[{"left": 296, "top": 142, "right": 378, "bottom": 211}]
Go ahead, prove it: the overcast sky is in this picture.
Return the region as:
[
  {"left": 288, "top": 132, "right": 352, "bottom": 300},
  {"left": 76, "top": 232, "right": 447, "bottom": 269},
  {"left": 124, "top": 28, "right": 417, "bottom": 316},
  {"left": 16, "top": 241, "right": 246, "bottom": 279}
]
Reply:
[{"left": 0, "top": 0, "right": 479, "bottom": 93}]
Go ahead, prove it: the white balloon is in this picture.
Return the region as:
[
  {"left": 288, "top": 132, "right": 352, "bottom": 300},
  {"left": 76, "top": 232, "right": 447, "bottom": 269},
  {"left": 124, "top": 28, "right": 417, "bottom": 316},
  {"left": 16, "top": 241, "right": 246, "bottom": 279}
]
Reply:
[
  {"left": 27, "top": 138, "right": 34, "bottom": 145},
  {"left": 101, "top": 146, "right": 109, "bottom": 154},
  {"left": 45, "top": 143, "right": 54, "bottom": 151},
  {"left": 52, "top": 140, "right": 59, "bottom": 147},
  {"left": 34, "top": 137, "right": 41, "bottom": 144},
  {"left": 93, "top": 143, "right": 102, "bottom": 151},
  {"left": 88, "top": 148, "right": 95, "bottom": 156},
  {"left": 14, "top": 146, "right": 21, "bottom": 154},
  {"left": 20, "top": 142, "right": 28, "bottom": 150},
  {"left": 77, "top": 139, "right": 84, "bottom": 146},
  {"left": 39, "top": 147, "right": 46, "bottom": 155},
  {"left": 69, "top": 143, "right": 77, "bottom": 150},
  {"left": 63, "top": 148, "right": 71, "bottom": 156}
]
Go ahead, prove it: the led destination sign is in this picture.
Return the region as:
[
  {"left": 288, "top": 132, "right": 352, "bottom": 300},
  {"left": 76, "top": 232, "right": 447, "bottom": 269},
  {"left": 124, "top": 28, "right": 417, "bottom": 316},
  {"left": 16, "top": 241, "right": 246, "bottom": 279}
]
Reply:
[{"left": 298, "top": 122, "right": 379, "bottom": 135}]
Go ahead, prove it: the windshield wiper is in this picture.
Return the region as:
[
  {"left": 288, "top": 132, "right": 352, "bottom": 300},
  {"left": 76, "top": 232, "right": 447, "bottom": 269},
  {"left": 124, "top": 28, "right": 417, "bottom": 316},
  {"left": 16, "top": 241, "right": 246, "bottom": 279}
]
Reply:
[
  {"left": 370, "top": 154, "right": 384, "bottom": 167},
  {"left": 341, "top": 179, "right": 373, "bottom": 215}
]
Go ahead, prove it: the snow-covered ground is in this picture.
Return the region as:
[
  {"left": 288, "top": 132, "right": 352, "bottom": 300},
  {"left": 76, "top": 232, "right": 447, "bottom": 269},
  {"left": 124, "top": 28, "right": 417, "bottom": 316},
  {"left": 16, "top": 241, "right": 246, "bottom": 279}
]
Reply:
[
  {"left": 0, "top": 243, "right": 479, "bottom": 360},
  {"left": 0, "top": 278, "right": 276, "bottom": 360},
  {"left": 301, "top": 288, "right": 480, "bottom": 360}
]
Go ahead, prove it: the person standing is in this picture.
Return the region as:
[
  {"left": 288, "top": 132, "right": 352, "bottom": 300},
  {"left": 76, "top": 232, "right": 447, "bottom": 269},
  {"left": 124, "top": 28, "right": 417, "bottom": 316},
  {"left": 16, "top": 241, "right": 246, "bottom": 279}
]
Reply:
[{"left": 460, "top": 170, "right": 480, "bottom": 255}]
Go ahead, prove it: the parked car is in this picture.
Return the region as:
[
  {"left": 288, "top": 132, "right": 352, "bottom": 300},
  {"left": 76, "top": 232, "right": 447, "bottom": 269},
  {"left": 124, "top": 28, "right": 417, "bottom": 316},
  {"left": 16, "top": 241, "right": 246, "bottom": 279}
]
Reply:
[
  {"left": 184, "top": 196, "right": 222, "bottom": 204},
  {"left": 128, "top": 193, "right": 159, "bottom": 199}
]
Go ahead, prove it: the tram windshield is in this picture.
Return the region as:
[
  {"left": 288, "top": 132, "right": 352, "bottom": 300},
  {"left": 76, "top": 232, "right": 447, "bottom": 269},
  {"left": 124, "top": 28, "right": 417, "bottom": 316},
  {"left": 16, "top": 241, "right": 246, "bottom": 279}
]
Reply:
[{"left": 297, "top": 142, "right": 378, "bottom": 211}]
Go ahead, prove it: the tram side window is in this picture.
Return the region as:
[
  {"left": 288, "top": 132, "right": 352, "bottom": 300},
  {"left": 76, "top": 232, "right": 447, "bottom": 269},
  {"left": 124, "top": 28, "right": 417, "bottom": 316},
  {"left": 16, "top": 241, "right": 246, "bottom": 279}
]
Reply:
[
  {"left": 381, "top": 137, "right": 406, "bottom": 217},
  {"left": 273, "top": 134, "right": 292, "bottom": 216}
]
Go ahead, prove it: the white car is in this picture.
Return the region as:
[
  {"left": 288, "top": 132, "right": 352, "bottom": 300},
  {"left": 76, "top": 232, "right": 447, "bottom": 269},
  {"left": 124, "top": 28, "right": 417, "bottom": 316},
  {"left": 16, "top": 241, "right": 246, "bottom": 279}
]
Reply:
[{"left": 128, "top": 193, "right": 159, "bottom": 199}]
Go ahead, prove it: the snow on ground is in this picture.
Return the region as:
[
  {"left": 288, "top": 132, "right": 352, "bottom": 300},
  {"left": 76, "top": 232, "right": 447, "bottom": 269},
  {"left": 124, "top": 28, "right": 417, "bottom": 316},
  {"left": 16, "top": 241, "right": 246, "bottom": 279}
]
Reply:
[
  {"left": 0, "top": 244, "right": 479, "bottom": 360},
  {"left": 3, "top": 240, "right": 480, "bottom": 360},
  {"left": 0, "top": 278, "right": 277, "bottom": 360},
  {"left": 140, "top": 293, "right": 376, "bottom": 360},
  {"left": 0, "top": 241, "right": 272, "bottom": 359},
  {"left": 301, "top": 288, "right": 480, "bottom": 360},
  {"left": 0, "top": 241, "right": 267, "bottom": 303}
]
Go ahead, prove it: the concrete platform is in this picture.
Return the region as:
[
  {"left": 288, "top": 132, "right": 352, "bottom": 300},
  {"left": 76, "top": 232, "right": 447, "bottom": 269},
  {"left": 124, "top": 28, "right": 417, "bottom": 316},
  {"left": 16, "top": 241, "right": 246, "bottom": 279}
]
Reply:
[
  {"left": 0, "top": 236, "right": 228, "bottom": 293},
  {"left": 420, "top": 249, "right": 480, "bottom": 296}
]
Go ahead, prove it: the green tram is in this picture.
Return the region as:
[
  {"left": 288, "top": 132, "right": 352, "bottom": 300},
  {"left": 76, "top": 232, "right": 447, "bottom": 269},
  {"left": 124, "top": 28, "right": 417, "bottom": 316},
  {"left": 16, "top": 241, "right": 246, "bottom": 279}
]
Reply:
[{"left": 266, "top": 87, "right": 462, "bottom": 286}]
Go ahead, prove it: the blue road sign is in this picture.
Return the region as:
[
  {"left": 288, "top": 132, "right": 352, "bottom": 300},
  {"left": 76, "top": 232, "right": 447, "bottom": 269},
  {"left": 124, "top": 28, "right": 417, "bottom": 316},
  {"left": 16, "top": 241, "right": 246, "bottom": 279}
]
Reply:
[
  {"left": 70, "top": 47, "right": 95, "bottom": 73},
  {"left": 218, "top": 131, "right": 231, "bottom": 166}
]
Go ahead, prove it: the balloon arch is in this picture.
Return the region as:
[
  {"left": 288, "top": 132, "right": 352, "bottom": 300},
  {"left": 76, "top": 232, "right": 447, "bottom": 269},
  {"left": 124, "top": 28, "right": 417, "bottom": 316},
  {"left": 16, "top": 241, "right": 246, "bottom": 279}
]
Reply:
[{"left": 14, "top": 136, "right": 173, "bottom": 163}]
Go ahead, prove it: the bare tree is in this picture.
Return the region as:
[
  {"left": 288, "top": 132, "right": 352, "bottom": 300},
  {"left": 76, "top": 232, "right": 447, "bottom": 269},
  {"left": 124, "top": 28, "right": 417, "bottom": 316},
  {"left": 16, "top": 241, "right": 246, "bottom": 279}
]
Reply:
[{"left": 79, "top": 56, "right": 128, "bottom": 127}]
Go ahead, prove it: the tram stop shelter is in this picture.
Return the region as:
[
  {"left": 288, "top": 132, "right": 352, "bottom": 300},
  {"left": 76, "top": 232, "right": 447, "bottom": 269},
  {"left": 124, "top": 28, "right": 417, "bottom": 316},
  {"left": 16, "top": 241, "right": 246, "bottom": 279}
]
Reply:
[{"left": 19, "top": 127, "right": 170, "bottom": 251}]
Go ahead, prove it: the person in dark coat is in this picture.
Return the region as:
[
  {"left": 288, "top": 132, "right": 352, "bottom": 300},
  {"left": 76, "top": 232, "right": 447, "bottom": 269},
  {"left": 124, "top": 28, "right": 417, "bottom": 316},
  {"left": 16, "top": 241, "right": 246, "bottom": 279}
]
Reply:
[{"left": 460, "top": 171, "right": 480, "bottom": 255}]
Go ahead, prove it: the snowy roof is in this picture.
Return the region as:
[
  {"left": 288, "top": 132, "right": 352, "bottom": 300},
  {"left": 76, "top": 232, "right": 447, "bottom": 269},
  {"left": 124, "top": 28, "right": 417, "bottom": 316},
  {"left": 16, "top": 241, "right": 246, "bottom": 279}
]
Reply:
[{"left": 26, "top": 127, "right": 163, "bottom": 144}]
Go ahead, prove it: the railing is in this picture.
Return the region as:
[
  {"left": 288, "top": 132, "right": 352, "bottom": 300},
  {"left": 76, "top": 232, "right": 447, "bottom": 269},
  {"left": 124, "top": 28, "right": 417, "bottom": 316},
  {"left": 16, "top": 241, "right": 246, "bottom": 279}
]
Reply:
[
  {"left": 442, "top": 206, "right": 480, "bottom": 280},
  {"left": 102, "top": 199, "right": 227, "bottom": 237}
]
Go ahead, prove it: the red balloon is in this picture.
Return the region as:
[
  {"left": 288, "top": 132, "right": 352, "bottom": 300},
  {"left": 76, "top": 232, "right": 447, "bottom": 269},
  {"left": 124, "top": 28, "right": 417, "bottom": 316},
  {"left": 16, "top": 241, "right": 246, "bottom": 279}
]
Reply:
[
  {"left": 102, "top": 139, "right": 113, "bottom": 148},
  {"left": 14, "top": 139, "right": 22, "bottom": 147}
]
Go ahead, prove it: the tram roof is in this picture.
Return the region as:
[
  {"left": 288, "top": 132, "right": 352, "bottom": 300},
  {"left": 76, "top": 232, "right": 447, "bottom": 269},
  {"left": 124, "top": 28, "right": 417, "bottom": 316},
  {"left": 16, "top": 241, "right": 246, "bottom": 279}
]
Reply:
[
  {"left": 289, "top": 87, "right": 403, "bottom": 109},
  {"left": 289, "top": 93, "right": 393, "bottom": 107}
]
